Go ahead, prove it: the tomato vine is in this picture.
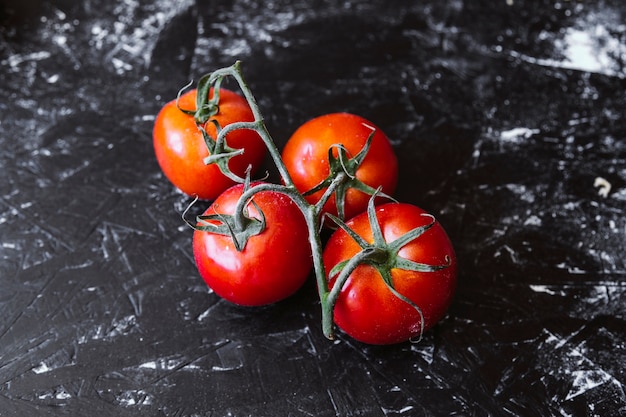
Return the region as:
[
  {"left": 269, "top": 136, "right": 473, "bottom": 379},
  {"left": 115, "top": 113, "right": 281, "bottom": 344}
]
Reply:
[{"left": 177, "top": 61, "right": 455, "bottom": 343}]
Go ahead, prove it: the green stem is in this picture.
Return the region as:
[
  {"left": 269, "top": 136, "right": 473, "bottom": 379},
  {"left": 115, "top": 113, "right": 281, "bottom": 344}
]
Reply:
[
  {"left": 312, "top": 172, "right": 346, "bottom": 219},
  {"left": 304, "top": 207, "right": 334, "bottom": 339},
  {"left": 233, "top": 179, "right": 340, "bottom": 340},
  {"left": 232, "top": 182, "right": 295, "bottom": 228},
  {"left": 227, "top": 62, "right": 295, "bottom": 187},
  {"left": 320, "top": 247, "right": 389, "bottom": 339},
  {"left": 200, "top": 61, "right": 351, "bottom": 340},
  {"left": 327, "top": 248, "right": 385, "bottom": 307}
]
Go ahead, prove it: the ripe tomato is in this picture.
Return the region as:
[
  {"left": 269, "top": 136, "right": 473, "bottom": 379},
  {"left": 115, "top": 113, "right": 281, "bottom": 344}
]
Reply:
[
  {"left": 323, "top": 203, "right": 457, "bottom": 345},
  {"left": 281, "top": 113, "right": 398, "bottom": 221},
  {"left": 153, "top": 88, "right": 266, "bottom": 200},
  {"left": 193, "top": 182, "right": 312, "bottom": 306}
]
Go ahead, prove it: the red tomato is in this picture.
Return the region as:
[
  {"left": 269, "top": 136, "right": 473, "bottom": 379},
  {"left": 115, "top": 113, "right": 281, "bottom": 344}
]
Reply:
[
  {"left": 281, "top": 113, "right": 398, "bottom": 220},
  {"left": 323, "top": 203, "right": 457, "bottom": 345},
  {"left": 193, "top": 182, "right": 312, "bottom": 306},
  {"left": 153, "top": 88, "right": 266, "bottom": 200}
]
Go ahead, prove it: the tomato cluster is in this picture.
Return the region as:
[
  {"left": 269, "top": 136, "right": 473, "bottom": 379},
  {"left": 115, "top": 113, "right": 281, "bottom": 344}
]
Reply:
[{"left": 153, "top": 62, "right": 457, "bottom": 345}]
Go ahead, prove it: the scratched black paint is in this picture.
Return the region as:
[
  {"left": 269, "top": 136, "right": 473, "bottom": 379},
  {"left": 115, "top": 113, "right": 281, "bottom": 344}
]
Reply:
[{"left": 1, "top": 0, "right": 625, "bottom": 416}]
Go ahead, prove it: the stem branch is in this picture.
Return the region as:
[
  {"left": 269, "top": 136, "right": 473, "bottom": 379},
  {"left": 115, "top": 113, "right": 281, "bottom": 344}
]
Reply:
[{"left": 227, "top": 62, "right": 295, "bottom": 187}]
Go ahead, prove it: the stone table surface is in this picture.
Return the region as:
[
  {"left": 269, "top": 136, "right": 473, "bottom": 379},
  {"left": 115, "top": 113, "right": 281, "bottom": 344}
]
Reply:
[{"left": 1, "top": 1, "right": 626, "bottom": 416}]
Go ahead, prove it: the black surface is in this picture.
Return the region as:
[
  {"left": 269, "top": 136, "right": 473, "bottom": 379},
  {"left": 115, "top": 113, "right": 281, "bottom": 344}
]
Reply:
[{"left": 1, "top": 1, "right": 626, "bottom": 416}]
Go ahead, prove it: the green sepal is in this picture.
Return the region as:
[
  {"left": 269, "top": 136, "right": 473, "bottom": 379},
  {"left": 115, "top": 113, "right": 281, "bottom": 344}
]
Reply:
[
  {"left": 378, "top": 266, "right": 425, "bottom": 343},
  {"left": 325, "top": 213, "right": 369, "bottom": 249},
  {"left": 328, "top": 259, "right": 351, "bottom": 280},
  {"left": 386, "top": 214, "right": 436, "bottom": 253},
  {"left": 394, "top": 256, "right": 451, "bottom": 273},
  {"left": 174, "top": 80, "right": 196, "bottom": 117},
  {"left": 304, "top": 129, "right": 393, "bottom": 220},
  {"left": 174, "top": 75, "right": 221, "bottom": 125},
  {"left": 366, "top": 191, "right": 386, "bottom": 247},
  {"left": 193, "top": 73, "right": 222, "bottom": 124},
  {"left": 181, "top": 182, "right": 267, "bottom": 252},
  {"left": 195, "top": 199, "right": 265, "bottom": 252}
]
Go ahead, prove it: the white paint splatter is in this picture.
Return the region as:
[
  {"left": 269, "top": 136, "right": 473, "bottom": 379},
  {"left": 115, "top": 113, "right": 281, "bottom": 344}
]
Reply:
[
  {"left": 559, "top": 26, "right": 625, "bottom": 77},
  {"left": 566, "top": 369, "right": 615, "bottom": 400},
  {"left": 32, "top": 362, "right": 52, "bottom": 374},
  {"left": 509, "top": 20, "right": 626, "bottom": 78},
  {"left": 139, "top": 358, "right": 186, "bottom": 371},
  {"left": 524, "top": 215, "right": 542, "bottom": 226},
  {"left": 529, "top": 285, "right": 558, "bottom": 296},
  {"left": 500, "top": 127, "right": 540, "bottom": 143},
  {"left": 556, "top": 262, "right": 587, "bottom": 274}
]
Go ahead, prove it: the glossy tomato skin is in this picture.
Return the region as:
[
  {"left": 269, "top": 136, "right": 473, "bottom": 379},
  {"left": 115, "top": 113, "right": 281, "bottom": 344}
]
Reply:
[
  {"left": 281, "top": 113, "right": 398, "bottom": 220},
  {"left": 153, "top": 88, "right": 266, "bottom": 200},
  {"left": 323, "top": 203, "right": 457, "bottom": 345},
  {"left": 193, "top": 182, "right": 312, "bottom": 306}
]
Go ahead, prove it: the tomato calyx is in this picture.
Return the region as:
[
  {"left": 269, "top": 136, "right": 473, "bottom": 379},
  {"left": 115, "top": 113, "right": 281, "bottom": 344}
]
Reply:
[
  {"left": 197, "top": 201, "right": 265, "bottom": 252},
  {"left": 183, "top": 178, "right": 268, "bottom": 252},
  {"left": 175, "top": 72, "right": 260, "bottom": 184},
  {"left": 322, "top": 193, "right": 452, "bottom": 341},
  {"left": 176, "top": 73, "right": 222, "bottom": 124},
  {"left": 328, "top": 192, "right": 451, "bottom": 278},
  {"left": 184, "top": 197, "right": 265, "bottom": 252},
  {"left": 305, "top": 127, "right": 393, "bottom": 220}
]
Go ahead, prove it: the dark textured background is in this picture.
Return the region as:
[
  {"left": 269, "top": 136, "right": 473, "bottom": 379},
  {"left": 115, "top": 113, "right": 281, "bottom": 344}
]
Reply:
[{"left": 1, "top": 1, "right": 625, "bottom": 416}]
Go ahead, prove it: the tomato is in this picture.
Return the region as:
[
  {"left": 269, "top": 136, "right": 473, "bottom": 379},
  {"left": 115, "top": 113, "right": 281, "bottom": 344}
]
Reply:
[
  {"left": 281, "top": 112, "right": 398, "bottom": 221},
  {"left": 193, "top": 182, "right": 312, "bottom": 306},
  {"left": 323, "top": 203, "right": 457, "bottom": 345},
  {"left": 153, "top": 88, "right": 266, "bottom": 200}
]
